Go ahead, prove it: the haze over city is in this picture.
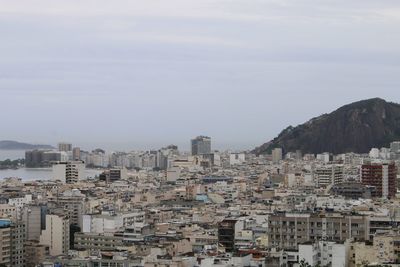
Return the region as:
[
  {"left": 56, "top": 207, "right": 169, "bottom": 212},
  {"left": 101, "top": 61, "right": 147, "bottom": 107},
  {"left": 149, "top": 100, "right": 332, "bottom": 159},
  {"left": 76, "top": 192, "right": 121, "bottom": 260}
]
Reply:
[{"left": 1, "top": 0, "right": 400, "bottom": 150}]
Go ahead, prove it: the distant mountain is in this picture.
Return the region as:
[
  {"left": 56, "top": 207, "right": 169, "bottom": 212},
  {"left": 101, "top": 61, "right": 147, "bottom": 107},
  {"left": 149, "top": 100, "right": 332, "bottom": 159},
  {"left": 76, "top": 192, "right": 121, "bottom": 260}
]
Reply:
[
  {"left": 0, "top": 140, "right": 54, "bottom": 150},
  {"left": 253, "top": 98, "right": 400, "bottom": 155}
]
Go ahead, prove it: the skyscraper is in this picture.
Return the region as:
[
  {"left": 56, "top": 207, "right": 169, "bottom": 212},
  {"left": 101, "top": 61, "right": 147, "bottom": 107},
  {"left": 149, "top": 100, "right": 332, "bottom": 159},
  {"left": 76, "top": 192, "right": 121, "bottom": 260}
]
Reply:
[
  {"left": 272, "top": 148, "right": 283, "bottom": 163},
  {"left": 191, "top": 136, "right": 211, "bottom": 156},
  {"left": 361, "top": 162, "right": 397, "bottom": 198},
  {"left": 39, "top": 214, "right": 70, "bottom": 256},
  {"left": 58, "top": 142, "right": 72, "bottom": 152},
  {"left": 72, "top": 147, "right": 81, "bottom": 161},
  {"left": 22, "top": 205, "right": 43, "bottom": 241}
]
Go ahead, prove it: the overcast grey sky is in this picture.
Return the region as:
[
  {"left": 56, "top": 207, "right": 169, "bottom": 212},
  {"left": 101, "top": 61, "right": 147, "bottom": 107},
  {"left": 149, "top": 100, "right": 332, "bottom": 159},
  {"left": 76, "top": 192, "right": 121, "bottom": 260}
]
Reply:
[{"left": 1, "top": 0, "right": 400, "bottom": 151}]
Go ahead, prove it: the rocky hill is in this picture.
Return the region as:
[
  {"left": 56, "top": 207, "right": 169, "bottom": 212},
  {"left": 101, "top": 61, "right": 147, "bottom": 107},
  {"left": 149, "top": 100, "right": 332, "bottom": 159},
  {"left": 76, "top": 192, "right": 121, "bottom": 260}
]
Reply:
[{"left": 253, "top": 98, "right": 400, "bottom": 155}]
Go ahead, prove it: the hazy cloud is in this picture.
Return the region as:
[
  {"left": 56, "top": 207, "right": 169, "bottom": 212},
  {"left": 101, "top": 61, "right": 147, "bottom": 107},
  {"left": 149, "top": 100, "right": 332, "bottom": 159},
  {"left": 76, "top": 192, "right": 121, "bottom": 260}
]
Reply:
[{"left": 0, "top": 0, "right": 399, "bottom": 150}]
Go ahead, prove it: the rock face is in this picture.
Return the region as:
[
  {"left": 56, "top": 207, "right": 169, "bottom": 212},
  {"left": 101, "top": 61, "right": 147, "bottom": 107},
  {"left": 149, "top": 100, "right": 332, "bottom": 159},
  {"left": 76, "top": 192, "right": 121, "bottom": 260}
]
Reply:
[
  {"left": 253, "top": 98, "right": 400, "bottom": 155},
  {"left": 0, "top": 140, "right": 53, "bottom": 150}
]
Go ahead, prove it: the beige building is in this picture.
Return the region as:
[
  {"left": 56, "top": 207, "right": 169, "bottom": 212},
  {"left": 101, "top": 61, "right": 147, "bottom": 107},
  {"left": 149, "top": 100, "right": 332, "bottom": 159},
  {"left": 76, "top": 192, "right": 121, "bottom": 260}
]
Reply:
[
  {"left": 0, "top": 204, "right": 17, "bottom": 220},
  {"left": 0, "top": 220, "right": 25, "bottom": 267},
  {"left": 25, "top": 241, "right": 46, "bottom": 267},
  {"left": 268, "top": 213, "right": 368, "bottom": 250},
  {"left": 40, "top": 214, "right": 70, "bottom": 256},
  {"left": 10, "top": 221, "right": 25, "bottom": 267},
  {"left": 0, "top": 219, "right": 11, "bottom": 267},
  {"left": 349, "top": 231, "right": 399, "bottom": 267},
  {"left": 22, "top": 205, "right": 42, "bottom": 241},
  {"left": 272, "top": 148, "right": 283, "bottom": 163},
  {"left": 74, "top": 232, "right": 124, "bottom": 251}
]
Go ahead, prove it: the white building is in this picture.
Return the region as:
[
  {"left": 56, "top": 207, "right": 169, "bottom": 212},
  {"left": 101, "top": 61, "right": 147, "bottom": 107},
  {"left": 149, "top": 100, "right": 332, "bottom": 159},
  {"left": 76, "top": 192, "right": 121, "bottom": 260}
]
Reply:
[
  {"left": 390, "top": 141, "right": 400, "bottom": 153},
  {"left": 316, "top": 152, "right": 331, "bottom": 163},
  {"left": 200, "top": 254, "right": 256, "bottom": 267},
  {"left": 166, "top": 167, "right": 180, "bottom": 183},
  {"left": 287, "top": 173, "right": 296, "bottom": 188},
  {"left": 272, "top": 148, "right": 283, "bottom": 163},
  {"left": 82, "top": 211, "right": 146, "bottom": 234},
  {"left": 299, "top": 241, "right": 348, "bottom": 267},
  {"left": 8, "top": 195, "right": 32, "bottom": 220},
  {"left": 315, "top": 164, "right": 344, "bottom": 187},
  {"left": 380, "top": 147, "right": 391, "bottom": 159},
  {"left": 230, "top": 153, "right": 246, "bottom": 165},
  {"left": 52, "top": 161, "right": 85, "bottom": 183},
  {"left": 369, "top": 148, "right": 380, "bottom": 159}
]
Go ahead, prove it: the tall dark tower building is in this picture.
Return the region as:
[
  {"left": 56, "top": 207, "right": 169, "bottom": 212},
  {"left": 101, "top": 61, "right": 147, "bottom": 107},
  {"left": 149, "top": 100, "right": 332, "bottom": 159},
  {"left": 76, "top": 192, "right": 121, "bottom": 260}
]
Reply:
[
  {"left": 191, "top": 136, "right": 211, "bottom": 156},
  {"left": 218, "top": 219, "right": 237, "bottom": 253}
]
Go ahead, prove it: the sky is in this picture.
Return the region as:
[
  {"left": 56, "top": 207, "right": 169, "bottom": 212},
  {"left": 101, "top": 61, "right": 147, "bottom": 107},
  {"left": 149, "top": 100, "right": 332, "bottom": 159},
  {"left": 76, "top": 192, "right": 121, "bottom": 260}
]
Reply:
[{"left": 1, "top": 0, "right": 400, "bottom": 151}]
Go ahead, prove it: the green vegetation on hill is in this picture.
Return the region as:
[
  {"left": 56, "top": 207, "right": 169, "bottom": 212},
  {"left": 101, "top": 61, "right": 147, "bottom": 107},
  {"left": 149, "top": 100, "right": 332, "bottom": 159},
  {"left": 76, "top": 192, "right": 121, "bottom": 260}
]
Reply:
[
  {"left": 254, "top": 98, "right": 400, "bottom": 155},
  {"left": 0, "top": 159, "right": 25, "bottom": 169}
]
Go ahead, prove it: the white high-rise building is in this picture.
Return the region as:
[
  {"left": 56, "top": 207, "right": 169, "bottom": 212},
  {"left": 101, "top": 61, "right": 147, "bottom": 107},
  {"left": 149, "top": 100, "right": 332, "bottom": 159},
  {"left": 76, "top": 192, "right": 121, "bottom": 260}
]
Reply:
[
  {"left": 315, "top": 164, "right": 344, "bottom": 187},
  {"left": 40, "top": 214, "right": 70, "bottom": 256},
  {"left": 52, "top": 161, "right": 85, "bottom": 183},
  {"left": 272, "top": 148, "right": 283, "bottom": 163}
]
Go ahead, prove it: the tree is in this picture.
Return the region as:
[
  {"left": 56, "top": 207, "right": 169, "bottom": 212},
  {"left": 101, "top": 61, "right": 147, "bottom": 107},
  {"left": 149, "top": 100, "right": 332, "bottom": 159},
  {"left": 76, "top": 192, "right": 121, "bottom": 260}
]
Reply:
[{"left": 299, "top": 259, "right": 312, "bottom": 267}]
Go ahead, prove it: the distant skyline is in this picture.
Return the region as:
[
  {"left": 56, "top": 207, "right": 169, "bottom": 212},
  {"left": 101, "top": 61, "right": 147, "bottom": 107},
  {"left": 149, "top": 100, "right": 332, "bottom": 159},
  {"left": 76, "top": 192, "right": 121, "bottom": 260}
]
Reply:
[{"left": 1, "top": 1, "right": 400, "bottom": 150}]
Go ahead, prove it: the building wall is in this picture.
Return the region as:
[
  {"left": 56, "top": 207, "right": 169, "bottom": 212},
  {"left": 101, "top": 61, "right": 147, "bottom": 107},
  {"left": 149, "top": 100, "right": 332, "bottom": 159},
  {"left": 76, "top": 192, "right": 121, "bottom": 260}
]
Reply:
[
  {"left": 22, "top": 205, "right": 42, "bottom": 241},
  {"left": 52, "top": 163, "right": 67, "bottom": 183},
  {"left": 40, "top": 214, "right": 70, "bottom": 256}
]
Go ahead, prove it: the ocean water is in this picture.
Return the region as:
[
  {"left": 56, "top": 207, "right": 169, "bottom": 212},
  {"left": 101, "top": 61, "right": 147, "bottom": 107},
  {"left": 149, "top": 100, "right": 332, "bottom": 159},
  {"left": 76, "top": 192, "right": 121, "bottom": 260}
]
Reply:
[
  {"left": 0, "top": 149, "right": 101, "bottom": 180},
  {"left": 0, "top": 167, "right": 102, "bottom": 181}
]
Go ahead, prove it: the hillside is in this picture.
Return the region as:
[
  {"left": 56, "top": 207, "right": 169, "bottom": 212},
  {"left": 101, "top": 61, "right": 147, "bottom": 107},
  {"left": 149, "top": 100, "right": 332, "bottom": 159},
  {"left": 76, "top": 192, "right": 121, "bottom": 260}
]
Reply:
[{"left": 253, "top": 98, "right": 400, "bottom": 155}]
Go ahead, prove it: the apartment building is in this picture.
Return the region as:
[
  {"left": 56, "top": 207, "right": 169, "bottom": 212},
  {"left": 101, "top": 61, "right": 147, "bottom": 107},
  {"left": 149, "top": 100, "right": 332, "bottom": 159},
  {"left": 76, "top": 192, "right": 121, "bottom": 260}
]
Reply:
[{"left": 268, "top": 212, "right": 368, "bottom": 250}]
